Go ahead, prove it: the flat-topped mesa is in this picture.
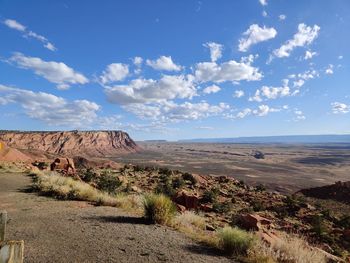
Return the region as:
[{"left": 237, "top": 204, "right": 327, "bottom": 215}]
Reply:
[{"left": 0, "top": 130, "right": 141, "bottom": 157}]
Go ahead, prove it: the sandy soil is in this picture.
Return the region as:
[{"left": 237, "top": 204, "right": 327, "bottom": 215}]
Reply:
[
  {"left": 114, "top": 142, "right": 350, "bottom": 193},
  {"left": 0, "top": 172, "right": 231, "bottom": 263}
]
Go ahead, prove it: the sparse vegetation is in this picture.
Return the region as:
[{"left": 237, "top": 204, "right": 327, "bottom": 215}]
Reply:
[
  {"left": 182, "top": 172, "right": 197, "bottom": 185},
  {"left": 31, "top": 171, "right": 141, "bottom": 210},
  {"left": 143, "top": 193, "right": 176, "bottom": 224},
  {"left": 217, "top": 226, "right": 256, "bottom": 256},
  {"left": 202, "top": 188, "right": 218, "bottom": 203},
  {"left": 96, "top": 171, "right": 122, "bottom": 194}
]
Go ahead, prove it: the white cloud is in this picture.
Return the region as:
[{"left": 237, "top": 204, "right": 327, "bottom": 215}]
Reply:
[
  {"left": 204, "top": 42, "right": 223, "bottom": 62},
  {"left": 4, "top": 19, "right": 57, "bottom": 51},
  {"left": 294, "top": 109, "right": 306, "bottom": 121},
  {"left": 273, "top": 23, "right": 320, "bottom": 58},
  {"left": 338, "top": 55, "right": 343, "bottom": 60},
  {"left": 195, "top": 58, "right": 262, "bottom": 83},
  {"left": 9, "top": 53, "right": 88, "bottom": 90},
  {"left": 331, "top": 102, "right": 349, "bottom": 114},
  {"left": 262, "top": 11, "right": 268, "bottom": 17},
  {"left": 235, "top": 104, "right": 280, "bottom": 118},
  {"left": 203, "top": 84, "right": 221, "bottom": 94},
  {"left": 146, "top": 56, "right": 182, "bottom": 71},
  {"left": 4, "top": 19, "right": 26, "bottom": 31},
  {"left": 249, "top": 80, "right": 291, "bottom": 102},
  {"left": 196, "top": 126, "right": 214, "bottom": 130},
  {"left": 133, "top": 56, "right": 143, "bottom": 66},
  {"left": 238, "top": 24, "right": 277, "bottom": 52},
  {"left": 293, "top": 79, "right": 305, "bottom": 88},
  {"left": 279, "top": 14, "right": 286, "bottom": 21},
  {"left": 325, "top": 64, "right": 334, "bottom": 75},
  {"left": 259, "top": 0, "right": 267, "bottom": 6},
  {"left": 44, "top": 42, "right": 56, "bottom": 51},
  {"left": 100, "top": 63, "right": 129, "bottom": 84},
  {"left": 233, "top": 90, "right": 244, "bottom": 98},
  {"left": 105, "top": 75, "right": 196, "bottom": 105},
  {"left": 0, "top": 85, "right": 100, "bottom": 127},
  {"left": 304, "top": 50, "right": 317, "bottom": 60},
  {"left": 236, "top": 108, "right": 252, "bottom": 118},
  {"left": 124, "top": 101, "right": 229, "bottom": 122}
]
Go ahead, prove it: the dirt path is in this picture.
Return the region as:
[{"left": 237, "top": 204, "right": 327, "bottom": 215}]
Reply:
[{"left": 0, "top": 172, "right": 231, "bottom": 263}]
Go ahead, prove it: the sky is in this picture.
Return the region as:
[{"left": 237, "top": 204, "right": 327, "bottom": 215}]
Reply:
[{"left": 0, "top": 0, "right": 350, "bottom": 140}]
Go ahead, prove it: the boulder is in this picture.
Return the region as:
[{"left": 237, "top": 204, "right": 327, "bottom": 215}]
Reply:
[
  {"left": 50, "top": 157, "right": 76, "bottom": 174},
  {"left": 239, "top": 214, "right": 272, "bottom": 231},
  {"left": 257, "top": 230, "right": 280, "bottom": 246},
  {"left": 175, "top": 204, "right": 186, "bottom": 213},
  {"left": 173, "top": 190, "right": 199, "bottom": 210}
]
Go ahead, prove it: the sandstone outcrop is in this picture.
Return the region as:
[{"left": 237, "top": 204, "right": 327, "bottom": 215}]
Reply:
[{"left": 0, "top": 130, "right": 140, "bottom": 157}]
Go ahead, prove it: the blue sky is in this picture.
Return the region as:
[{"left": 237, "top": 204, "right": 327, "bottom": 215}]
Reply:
[{"left": 0, "top": 0, "right": 349, "bottom": 140}]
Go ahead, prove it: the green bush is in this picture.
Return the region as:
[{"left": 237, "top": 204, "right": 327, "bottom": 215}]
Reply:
[
  {"left": 255, "top": 184, "right": 266, "bottom": 192},
  {"left": 311, "top": 215, "right": 328, "bottom": 237},
  {"left": 172, "top": 177, "right": 185, "bottom": 189},
  {"left": 158, "top": 167, "right": 172, "bottom": 176},
  {"left": 213, "top": 201, "right": 231, "bottom": 213},
  {"left": 182, "top": 172, "right": 197, "bottom": 185},
  {"left": 202, "top": 188, "right": 218, "bottom": 203},
  {"left": 82, "top": 168, "right": 96, "bottom": 183},
  {"left": 155, "top": 179, "right": 176, "bottom": 197},
  {"left": 96, "top": 172, "right": 122, "bottom": 194},
  {"left": 143, "top": 194, "right": 176, "bottom": 224},
  {"left": 217, "top": 226, "right": 256, "bottom": 256}
]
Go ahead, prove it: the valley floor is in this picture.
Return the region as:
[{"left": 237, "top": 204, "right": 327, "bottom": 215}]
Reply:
[{"left": 0, "top": 172, "right": 231, "bottom": 263}]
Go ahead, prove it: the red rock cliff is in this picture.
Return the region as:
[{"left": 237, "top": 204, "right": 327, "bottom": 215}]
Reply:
[{"left": 0, "top": 130, "right": 140, "bottom": 157}]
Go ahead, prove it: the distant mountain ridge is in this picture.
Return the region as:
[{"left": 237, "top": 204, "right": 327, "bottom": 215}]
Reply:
[
  {"left": 179, "top": 134, "right": 350, "bottom": 143},
  {"left": 0, "top": 130, "right": 140, "bottom": 157}
]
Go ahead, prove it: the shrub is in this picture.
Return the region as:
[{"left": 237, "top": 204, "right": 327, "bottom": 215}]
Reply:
[
  {"left": 217, "top": 226, "right": 256, "bottom": 256},
  {"left": 182, "top": 172, "right": 197, "bottom": 185},
  {"left": 155, "top": 179, "right": 176, "bottom": 197},
  {"left": 252, "top": 200, "right": 266, "bottom": 212},
  {"left": 255, "top": 184, "right": 266, "bottom": 192},
  {"left": 202, "top": 188, "right": 218, "bottom": 203},
  {"left": 172, "top": 177, "right": 185, "bottom": 189},
  {"left": 173, "top": 211, "right": 206, "bottom": 230},
  {"left": 213, "top": 201, "right": 231, "bottom": 213},
  {"left": 96, "top": 172, "right": 122, "bottom": 194},
  {"left": 143, "top": 194, "right": 176, "bottom": 224},
  {"left": 133, "top": 165, "right": 144, "bottom": 172},
  {"left": 270, "top": 234, "right": 327, "bottom": 263},
  {"left": 158, "top": 167, "right": 172, "bottom": 176},
  {"left": 311, "top": 215, "right": 328, "bottom": 237},
  {"left": 81, "top": 168, "right": 96, "bottom": 183}
]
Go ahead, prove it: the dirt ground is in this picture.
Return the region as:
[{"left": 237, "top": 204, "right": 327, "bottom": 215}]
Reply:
[
  {"left": 0, "top": 172, "right": 231, "bottom": 263},
  {"left": 114, "top": 142, "right": 350, "bottom": 193}
]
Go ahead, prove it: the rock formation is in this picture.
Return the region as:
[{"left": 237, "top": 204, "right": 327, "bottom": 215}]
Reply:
[{"left": 0, "top": 130, "right": 140, "bottom": 158}]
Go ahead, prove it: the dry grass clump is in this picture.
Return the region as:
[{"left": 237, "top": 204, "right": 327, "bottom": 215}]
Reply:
[
  {"left": 0, "top": 162, "right": 27, "bottom": 173},
  {"left": 173, "top": 211, "right": 206, "bottom": 230},
  {"left": 143, "top": 193, "right": 176, "bottom": 224},
  {"left": 217, "top": 226, "right": 256, "bottom": 256},
  {"left": 269, "top": 234, "right": 327, "bottom": 263},
  {"left": 32, "top": 171, "right": 142, "bottom": 211}
]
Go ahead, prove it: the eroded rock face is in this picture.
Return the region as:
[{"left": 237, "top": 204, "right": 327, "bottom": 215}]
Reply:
[{"left": 0, "top": 130, "right": 140, "bottom": 157}]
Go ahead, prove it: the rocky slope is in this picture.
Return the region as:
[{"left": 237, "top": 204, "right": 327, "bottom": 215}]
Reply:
[{"left": 0, "top": 130, "right": 140, "bottom": 157}]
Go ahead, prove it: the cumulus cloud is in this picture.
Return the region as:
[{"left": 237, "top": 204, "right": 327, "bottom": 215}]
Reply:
[
  {"left": 249, "top": 80, "right": 291, "bottom": 102},
  {"left": 204, "top": 42, "right": 223, "bottom": 62},
  {"left": 100, "top": 63, "right": 129, "bottom": 84},
  {"left": 105, "top": 75, "right": 196, "bottom": 105},
  {"left": 146, "top": 56, "right": 182, "bottom": 71},
  {"left": 124, "top": 101, "right": 229, "bottom": 122},
  {"left": 203, "top": 84, "right": 221, "bottom": 94},
  {"left": 325, "top": 64, "right": 334, "bottom": 75},
  {"left": 3, "top": 18, "right": 57, "bottom": 51},
  {"left": 0, "top": 85, "right": 100, "bottom": 126},
  {"left": 279, "top": 14, "right": 286, "bottom": 21},
  {"left": 238, "top": 24, "right": 277, "bottom": 52},
  {"left": 235, "top": 104, "right": 280, "bottom": 118},
  {"left": 233, "top": 90, "right": 244, "bottom": 98},
  {"left": 273, "top": 23, "right": 320, "bottom": 58},
  {"left": 133, "top": 56, "right": 143, "bottom": 66},
  {"left": 9, "top": 53, "right": 88, "bottom": 90},
  {"left": 259, "top": 0, "right": 267, "bottom": 6},
  {"left": 194, "top": 58, "right": 262, "bottom": 83},
  {"left": 331, "top": 102, "right": 349, "bottom": 114},
  {"left": 304, "top": 50, "right": 317, "bottom": 60}
]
